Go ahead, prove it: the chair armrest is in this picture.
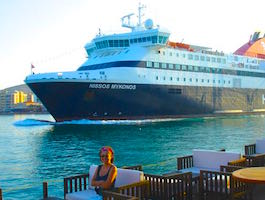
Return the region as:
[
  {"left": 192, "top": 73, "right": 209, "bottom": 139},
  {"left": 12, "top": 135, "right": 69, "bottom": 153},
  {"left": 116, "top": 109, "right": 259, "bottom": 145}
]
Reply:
[
  {"left": 102, "top": 190, "right": 138, "bottom": 200},
  {"left": 177, "top": 155, "right": 193, "bottom": 170},
  {"left": 228, "top": 157, "right": 247, "bottom": 167},
  {"left": 116, "top": 180, "right": 149, "bottom": 199},
  {"left": 122, "top": 165, "right": 143, "bottom": 171},
  {"left": 220, "top": 165, "right": 244, "bottom": 173},
  {"left": 244, "top": 144, "right": 256, "bottom": 155},
  {"left": 64, "top": 173, "right": 90, "bottom": 198}
]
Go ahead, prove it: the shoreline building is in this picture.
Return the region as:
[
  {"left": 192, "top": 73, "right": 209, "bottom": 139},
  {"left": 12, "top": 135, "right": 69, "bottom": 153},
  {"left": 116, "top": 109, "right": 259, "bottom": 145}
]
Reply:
[{"left": 0, "top": 84, "right": 46, "bottom": 113}]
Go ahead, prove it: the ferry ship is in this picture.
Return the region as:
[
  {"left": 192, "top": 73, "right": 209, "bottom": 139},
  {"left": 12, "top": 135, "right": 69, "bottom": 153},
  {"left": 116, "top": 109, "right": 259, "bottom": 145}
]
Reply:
[{"left": 25, "top": 5, "right": 265, "bottom": 122}]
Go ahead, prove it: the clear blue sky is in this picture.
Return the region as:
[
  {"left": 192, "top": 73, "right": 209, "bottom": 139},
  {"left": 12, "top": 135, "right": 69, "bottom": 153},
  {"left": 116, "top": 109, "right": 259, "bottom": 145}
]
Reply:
[{"left": 0, "top": 0, "right": 264, "bottom": 90}]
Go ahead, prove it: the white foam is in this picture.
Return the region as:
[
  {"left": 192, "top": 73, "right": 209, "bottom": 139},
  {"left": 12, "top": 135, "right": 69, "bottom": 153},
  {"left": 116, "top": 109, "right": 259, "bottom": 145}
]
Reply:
[
  {"left": 13, "top": 118, "right": 179, "bottom": 126},
  {"left": 13, "top": 119, "right": 54, "bottom": 126},
  {"left": 57, "top": 118, "right": 178, "bottom": 125}
]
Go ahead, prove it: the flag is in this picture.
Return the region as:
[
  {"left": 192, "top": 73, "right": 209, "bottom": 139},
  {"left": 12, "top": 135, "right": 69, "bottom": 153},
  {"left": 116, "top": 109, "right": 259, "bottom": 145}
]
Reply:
[{"left": 31, "top": 64, "right": 35, "bottom": 69}]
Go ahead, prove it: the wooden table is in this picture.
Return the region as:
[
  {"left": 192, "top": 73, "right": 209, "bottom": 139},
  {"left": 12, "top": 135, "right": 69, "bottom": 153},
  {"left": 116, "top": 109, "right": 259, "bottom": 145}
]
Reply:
[{"left": 232, "top": 167, "right": 265, "bottom": 184}]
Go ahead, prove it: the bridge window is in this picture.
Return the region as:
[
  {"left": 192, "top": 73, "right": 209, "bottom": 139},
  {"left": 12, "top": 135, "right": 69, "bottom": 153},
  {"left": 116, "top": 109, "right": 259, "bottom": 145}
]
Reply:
[
  {"left": 109, "top": 40, "right": 114, "bottom": 47},
  {"left": 119, "top": 40, "right": 124, "bottom": 47},
  {"left": 124, "top": 40, "right": 129, "bottom": 47},
  {"left": 114, "top": 40, "right": 118, "bottom": 47},
  {"left": 152, "top": 36, "right": 157, "bottom": 43}
]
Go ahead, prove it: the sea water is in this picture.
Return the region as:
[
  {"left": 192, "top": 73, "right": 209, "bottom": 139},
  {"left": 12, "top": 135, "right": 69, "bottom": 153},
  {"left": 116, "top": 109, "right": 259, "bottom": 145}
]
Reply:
[{"left": 0, "top": 114, "right": 265, "bottom": 199}]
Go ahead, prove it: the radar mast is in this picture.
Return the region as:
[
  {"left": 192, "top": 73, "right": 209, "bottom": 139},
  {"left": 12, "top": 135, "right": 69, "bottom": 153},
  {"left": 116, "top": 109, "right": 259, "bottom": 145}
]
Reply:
[{"left": 121, "top": 2, "right": 147, "bottom": 31}]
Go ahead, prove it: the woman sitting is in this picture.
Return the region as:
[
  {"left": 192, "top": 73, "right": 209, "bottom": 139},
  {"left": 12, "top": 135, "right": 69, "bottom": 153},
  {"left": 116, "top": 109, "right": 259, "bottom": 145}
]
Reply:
[{"left": 91, "top": 146, "right": 117, "bottom": 195}]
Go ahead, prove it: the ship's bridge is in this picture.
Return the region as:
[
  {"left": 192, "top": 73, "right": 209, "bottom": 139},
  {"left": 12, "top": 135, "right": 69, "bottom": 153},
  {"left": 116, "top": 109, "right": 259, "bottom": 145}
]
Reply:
[
  {"left": 84, "top": 28, "right": 170, "bottom": 56},
  {"left": 84, "top": 4, "right": 170, "bottom": 57}
]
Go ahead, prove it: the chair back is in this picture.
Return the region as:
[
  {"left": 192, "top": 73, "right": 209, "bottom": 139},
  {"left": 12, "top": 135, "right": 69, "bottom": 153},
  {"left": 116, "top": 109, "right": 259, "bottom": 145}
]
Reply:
[
  {"left": 88, "top": 165, "right": 97, "bottom": 189},
  {"left": 193, "top": 150, "right": 241, "bottom": 171},
  {"left": 256, "top": 138, "right": 265, "bottom": 154},
  {"left": 88, "top": 165, "right": 144, "bottom": 188},
  {"left": 115, "top": 168, "right": 144, "bottom": 187}
]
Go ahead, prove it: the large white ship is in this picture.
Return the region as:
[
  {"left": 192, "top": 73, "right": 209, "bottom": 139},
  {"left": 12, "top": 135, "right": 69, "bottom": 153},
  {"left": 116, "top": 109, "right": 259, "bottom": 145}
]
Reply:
[{"left": 25, "top": 5, "right": 265, "bottom": 122}]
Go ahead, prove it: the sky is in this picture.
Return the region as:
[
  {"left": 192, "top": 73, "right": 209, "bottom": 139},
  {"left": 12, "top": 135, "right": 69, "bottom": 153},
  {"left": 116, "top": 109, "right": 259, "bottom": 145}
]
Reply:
[{"left": 0, "top": 0, "right": 264, "bottom": 90}]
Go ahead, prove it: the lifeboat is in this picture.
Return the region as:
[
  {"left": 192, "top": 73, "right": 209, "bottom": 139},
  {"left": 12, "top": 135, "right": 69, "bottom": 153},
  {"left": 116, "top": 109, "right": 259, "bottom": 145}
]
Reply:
[{"left": 167, "top": 41, "right": 194, "bottom": 51}]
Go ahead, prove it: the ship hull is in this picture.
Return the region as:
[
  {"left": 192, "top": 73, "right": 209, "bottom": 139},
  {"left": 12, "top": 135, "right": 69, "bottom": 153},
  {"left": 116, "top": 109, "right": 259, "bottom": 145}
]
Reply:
[{"left": 27, "top": 81, "right": 265, "bottom": 122}]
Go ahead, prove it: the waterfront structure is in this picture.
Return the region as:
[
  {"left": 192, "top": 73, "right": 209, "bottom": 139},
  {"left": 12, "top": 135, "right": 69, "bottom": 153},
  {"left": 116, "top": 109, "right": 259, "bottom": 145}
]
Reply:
[
  {"left": 25, "top": 5, "right": 265, "bottom": 122},
  {"left": 0, "top": 84, "right": 45, "bottom": 113}
]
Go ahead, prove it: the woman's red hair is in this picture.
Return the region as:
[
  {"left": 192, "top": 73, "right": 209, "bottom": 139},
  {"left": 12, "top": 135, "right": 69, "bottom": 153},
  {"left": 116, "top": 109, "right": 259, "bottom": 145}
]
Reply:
[{"left": 99, "top": 146, "right": 114, "bottom": 163}]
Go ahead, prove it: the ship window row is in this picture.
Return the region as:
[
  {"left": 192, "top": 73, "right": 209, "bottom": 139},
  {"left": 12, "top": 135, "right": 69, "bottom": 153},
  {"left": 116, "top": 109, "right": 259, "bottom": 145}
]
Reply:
[
  {"left": 155, "top": 75, "right": 232, "bottom": 84},
  {"left": 161, "top": 50, "right": 227, "bottom": 64},
  {"left": 95, "top": 39, "right": 130, "bottom": 49},
  {"left": 78, "top": 61, "right": 265, "bottom": 78},
  {"left": 193, "top": 53, "right": 222, "bottom": 63},
  {"left": 95, "top": 35, "right": 168, "bottom": 49},
  {"left": 147, "top": 61, "right": 265, "bottom": 78},
  {"left": 130, "top": 35, "right": 168, "bottom": 45}
]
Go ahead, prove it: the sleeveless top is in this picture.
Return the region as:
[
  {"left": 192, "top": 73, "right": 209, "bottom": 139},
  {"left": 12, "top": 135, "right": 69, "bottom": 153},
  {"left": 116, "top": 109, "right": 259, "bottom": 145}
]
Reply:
[{"left": 95, "top": 165, "right": 116, "bottom": 188}]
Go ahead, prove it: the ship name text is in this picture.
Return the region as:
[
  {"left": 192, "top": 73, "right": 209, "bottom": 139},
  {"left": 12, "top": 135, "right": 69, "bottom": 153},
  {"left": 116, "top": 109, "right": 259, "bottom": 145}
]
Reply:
[{"left": 89, "top": 83, "right": 136, "bottom": 90}]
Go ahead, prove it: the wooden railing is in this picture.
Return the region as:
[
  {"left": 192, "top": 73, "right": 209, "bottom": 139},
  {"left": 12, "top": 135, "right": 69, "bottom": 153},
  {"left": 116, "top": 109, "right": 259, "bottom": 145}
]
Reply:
[
  {"left": 117, "top": 180, "right": 149, "bottom": 200},
  {"left": 144, "top": 172, "right": 192, "bottom": 200},
  {"left": 64, "top": 173, "right": 90, "bottom": 198},
  {"left": 199, "top": 170, "right": 251, "bottom": 200},
  {"left": 103, "top": 190, "right": 139, "bottom": 200},
  {"left": 43, "top": 182, "right": 48, "bottom": 199}
]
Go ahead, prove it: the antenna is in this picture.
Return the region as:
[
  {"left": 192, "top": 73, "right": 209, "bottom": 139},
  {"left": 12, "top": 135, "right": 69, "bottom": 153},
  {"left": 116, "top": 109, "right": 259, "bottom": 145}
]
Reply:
[
  {"left": 121, "top": 3, "right": 147, "bottom": 31},
  {"left": 137, "top": 2, "right": 146, "bottom": 27}
]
